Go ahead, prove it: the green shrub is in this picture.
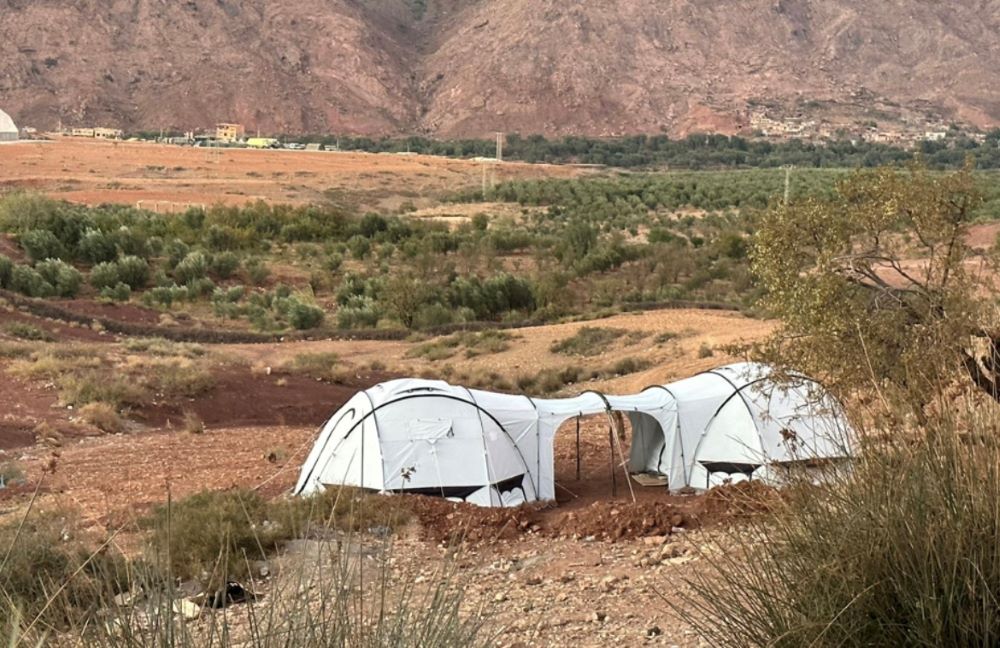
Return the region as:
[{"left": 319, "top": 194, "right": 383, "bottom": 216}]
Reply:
[
  {"left": 164, "top": 238, "right": 190, "bottom": 270},
  {"left": 325, "top": 252, "right": 344, "bottom": 272},
  {"left": 89, "top": 261, "right": 120, "bottom": 289},
  {"left": 35, "top": 258, "right": 83, "bottom": 297},
  {"left": 144, "top": 489, "right": 284, "bottom": 585},
  {"left": 173, "top": 251, "right": 209, "bottom": 284},
  {"left": 0, "top": 255, "right": 12, "bottom": 288},
  {"left": 19, "top": 229, "right": 65, "bottom": 262},
  {"left": 185, "top": 276, "right": 216, "bottom": 297},
  {"left": 550, "top": 326, "right": 626, "bottom": 356},
  {"left": 115, "top": 255, "right": 150, "bottom": 289},
  {"left": 145, "top": 361, "right": 215, "bottom": 398},
  {"left": 58, "top": 371, "right": 149, "bottom": 408},
  {"left": 144, "top": 284, "right": 189, "bottom": 307},
  {"left": 337, "top": 303, "right": 380, "bottom": 329},
  {"left": 245, "top": 258, "right": 271, "bottom": 285},
  {"left": 76, "top": 229, "right": 117, "bottom": 264},
  {"left": 347, "top": 235, "right": 371, "bottom": 259},
  {"left": 112, "top": 226, "right": 149, "bottom": 258},
  {"left": 209, "top": 251, "right": 240, "bottom": 278},
  {"left": 289, "top": 352, "right": 340, "bottom": 380},
  {"left": 0, "top": 509, "right": 127, "bottom": 627},
  {"left": 99, "top": 282, "right": 131, "bottom": 302},
  {"left": 287, "top": 298, "right": 325, "bottom": 330},
  {"left": 606, "top": 356, "right": 652, "bottom": 376},
  {"left": 9, "top": 265, "right": 53, "bottom": 297},
  {"left": 3, "top": 322, "right": 53, "bottom": 342}
]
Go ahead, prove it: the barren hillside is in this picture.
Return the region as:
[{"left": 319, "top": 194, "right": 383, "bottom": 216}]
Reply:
[{"left": 3, "top": 0, "right": 1000, "bottom": 136}]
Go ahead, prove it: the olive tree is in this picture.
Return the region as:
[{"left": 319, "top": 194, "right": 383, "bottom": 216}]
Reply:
[{"left": 751, "top": 161, "right": 997, "bottom": 406}]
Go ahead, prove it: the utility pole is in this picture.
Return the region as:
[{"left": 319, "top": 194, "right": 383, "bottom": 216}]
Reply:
[{"left": 495, "top": 132, "right": 504, "bottom": 162}]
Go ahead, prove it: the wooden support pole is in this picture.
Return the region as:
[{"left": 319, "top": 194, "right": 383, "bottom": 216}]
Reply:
[
  {"left": 609, "top": 425, "right": 617, "bottom": 497},
  {"left": 575, "top": 415, "right": 581, "bottom": 481}
]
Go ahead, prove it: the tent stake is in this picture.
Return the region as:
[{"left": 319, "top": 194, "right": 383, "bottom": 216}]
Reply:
[{"left": 575, "top": 415, "right": 581, "bottom": 481}]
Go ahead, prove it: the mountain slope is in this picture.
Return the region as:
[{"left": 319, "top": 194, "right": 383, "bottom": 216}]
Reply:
[{"left": 2, "top": 0, "right": 1000, "bottom": 137}]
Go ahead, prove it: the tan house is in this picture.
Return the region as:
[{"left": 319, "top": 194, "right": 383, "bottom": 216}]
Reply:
[{"left": 216, "top": 123, "right": 245, "bottom": 142}]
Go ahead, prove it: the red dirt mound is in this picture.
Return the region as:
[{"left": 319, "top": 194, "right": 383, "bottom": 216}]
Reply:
[{"left": 408, "top": 496, "right": 691, "bottom": 544}]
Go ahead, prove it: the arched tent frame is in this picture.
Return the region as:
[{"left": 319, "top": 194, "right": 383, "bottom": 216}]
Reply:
[
  {"left": 295, "top": 364, "right": 854, "bottom": 507},
  {"left": 295, "top": 381, "right": 543, "bottom": 507}
]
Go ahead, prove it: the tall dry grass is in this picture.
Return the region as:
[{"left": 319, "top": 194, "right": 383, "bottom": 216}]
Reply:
[
  {"left": 0, "top": 487, "right": 494, "bottom": 647},
  {"left": 682, "top": 392, "right": 1000, "bottom": 646}
]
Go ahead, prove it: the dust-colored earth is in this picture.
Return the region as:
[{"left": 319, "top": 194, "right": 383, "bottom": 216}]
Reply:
[{"left": 0, "top": 138, "right": 584, "bottom": 210}]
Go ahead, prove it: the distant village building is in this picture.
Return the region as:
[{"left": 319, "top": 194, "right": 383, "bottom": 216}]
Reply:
[
  {"left": 93, "top": 127, "right": 123, "bottom": 140},
  {"left": 69, "top": 127, "right": 123, "bottom": 139},
  {"left": 924, "top": 131, "right": 948, "bottom": 142},
  {"left": 0, "top": 109, "right": 18, "bottom": 142},
  {"left": 246, "top": 137, "right": 279, "bottom": 149},
  {"left": 216, "top": 123, "right": 245, "bottom": 142}
]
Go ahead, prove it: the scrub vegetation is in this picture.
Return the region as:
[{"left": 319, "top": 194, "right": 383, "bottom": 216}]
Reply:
[{"left": 684, "top": 161, "right": 1000, "bottom": 645}]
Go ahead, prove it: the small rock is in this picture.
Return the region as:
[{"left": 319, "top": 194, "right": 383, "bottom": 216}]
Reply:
[
  {"left": 591, "top": 611, "right": 608, "bottom": 623},
  {"left": 646, "top": 625, "right": 663, "bottom": 637},
  {"left": 525, "top": 576, "right": 543, "bottom": 586},
  {"left": 113, "top": 589, "right": 141, "bottom": 607},
  {"left": 172, "top": 599, "right": 201, "bottom": 620},
  {"left": 643, "top": 535, "right": 668, "bottom": 546},
  {"left": 494, "top": 592, "right": 509, "bottom": 603}
]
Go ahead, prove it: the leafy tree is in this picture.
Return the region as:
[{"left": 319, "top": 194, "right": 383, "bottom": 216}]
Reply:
[
  {"left": 9, "top": 265, "right": 53, "bottom": 298},
  {"left": 286, "top": 299, "right": 325, "bottom": 330},
  {"left": 115, "top": 256, "right": 150, "bottom": 289},
  {"left": 173, "top": 252, "right": 209, "bottom": 285},
  {"left": 90, "top": 262, "right": 121, "bottom": 290},
  {"left": 751, "top": 160, "right": 996, "bottom": 406},
  {"left": 77, "top": 229, "right": 118, "bottom": 264},
  {"left": 20, "top": 230, "right": 65, "bottom": 263},
  {"left": 35, "top": 259, "right": 82, "bottom": 298}
]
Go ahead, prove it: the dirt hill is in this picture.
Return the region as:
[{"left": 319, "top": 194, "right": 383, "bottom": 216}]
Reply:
[{"left": 3, "top": 0, "right": 1000, "bottom": 137}]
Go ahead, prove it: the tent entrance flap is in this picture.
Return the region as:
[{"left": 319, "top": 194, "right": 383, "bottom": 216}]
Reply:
[{"left": 626, "top": 411, "right": 669, "bottom": 476}]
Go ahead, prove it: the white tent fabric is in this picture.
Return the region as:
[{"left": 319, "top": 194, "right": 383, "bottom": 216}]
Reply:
[
  {"left": 294, "top": 363, "right": 853, "bottom": 506},
  {"left": 0, "top": 110, "right": 17, "bottom": 142}
]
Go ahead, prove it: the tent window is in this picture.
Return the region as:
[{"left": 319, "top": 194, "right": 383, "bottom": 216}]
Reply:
[{"left": 407, "top": 419, "right": 455, "bottom": 441}]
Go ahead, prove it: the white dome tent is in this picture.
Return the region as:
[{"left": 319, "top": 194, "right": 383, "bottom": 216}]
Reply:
[
  {"left": 0, "top": 109, "right": 18, "bottom": 142},
  {"left": 294, "top": 363, "right": 853, "bottom": 506}
]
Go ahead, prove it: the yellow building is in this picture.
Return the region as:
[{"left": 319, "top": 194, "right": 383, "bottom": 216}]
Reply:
[
  {"left": 246, "top": 137, "right": 279, "bottom": 149},
  {"left": 70, "top": 127, "right": 96, "bottom": 138},
  {"left": 216, "top": 123, "right": 245, "bottom": 142},
  {"left": 93, "top": 127, "right": 123, "bottom": 140}
]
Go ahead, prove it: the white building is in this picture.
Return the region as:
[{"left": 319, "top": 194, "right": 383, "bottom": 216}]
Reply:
[{"left": 0, "top": 109, "right": 18, "bottom": 142}]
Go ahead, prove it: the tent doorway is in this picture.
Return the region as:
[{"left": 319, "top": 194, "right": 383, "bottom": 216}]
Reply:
[{"left": 553, "top": 409, "right": 669, "bottom": 504}]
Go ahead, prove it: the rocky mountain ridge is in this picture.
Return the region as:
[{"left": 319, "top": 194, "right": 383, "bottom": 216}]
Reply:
[{"left": 2, "top": 0, "right": 999, "bottom": 137}]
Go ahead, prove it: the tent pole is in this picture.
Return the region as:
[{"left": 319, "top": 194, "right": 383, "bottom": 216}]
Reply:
[
  {"left": 609, "top": 425, "right": 617, "bottom": 497},
  {"left": 575, "top": 415, "right": 581, "bottom": 481},
  {"left": 610, "top": 413, "right": 637, "bottom": 504}
]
